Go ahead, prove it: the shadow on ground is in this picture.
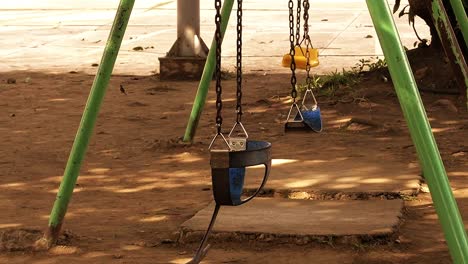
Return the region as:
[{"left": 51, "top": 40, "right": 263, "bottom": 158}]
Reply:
[{"left": 0, "top": 71, "right": 466, "bottom": 263}]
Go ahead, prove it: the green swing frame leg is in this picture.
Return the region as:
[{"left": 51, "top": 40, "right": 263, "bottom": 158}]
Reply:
[
  {"left": 446, "top": 0, "right": 468, "bottom": 46},
  {"left": 183, "top": 0, "right": 236, "bottom": 143},
  {"left": 36, "top": 0, "right": 135, "bottom": 249},
  {"left": 367, "top": 1, "right": 468, "bottom": 263}
]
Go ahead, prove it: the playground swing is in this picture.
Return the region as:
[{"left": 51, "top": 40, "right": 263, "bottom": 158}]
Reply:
[
  {"left": 32, "top": 0, "right": 468, "bottom": 261},
  {"left": 281, "top": 0, "right": 319, "bottom": 69},
  {"left": 285, "top": 0, "right": 322, "bottom": 132},
  {"left": 187, "top": 0, "right": 272, "bottom": 263}
]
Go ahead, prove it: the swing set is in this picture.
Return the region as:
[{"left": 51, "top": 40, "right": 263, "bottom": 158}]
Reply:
[
  {"left": 188, "top": 1, "right": 272, "bottom": 261},
  {"left": 283, "top": 0, "right": 322, "bottom": 132},
  {"left": 34, "top": 0, "right": 468, "bottom": 263},
  {"left": 191, "top": 1, "right": 323, "bottom": 259}
]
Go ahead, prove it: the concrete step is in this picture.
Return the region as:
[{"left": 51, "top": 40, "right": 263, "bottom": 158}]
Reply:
[{"left": 180, "top": 198, "right": 403, "bottom": 245}]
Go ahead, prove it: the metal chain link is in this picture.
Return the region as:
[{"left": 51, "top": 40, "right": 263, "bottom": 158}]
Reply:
[
  {"left": 296, "top": 0, "right": 301, "bottom": 46},
  {"left": 289, "top": 0, "right": 297, "bottom": 101},
  {"left": 215, "top": 0, "right": 223, "bottom": 134},
  {"left": 303, "top": 0, "right": 314, "bottom": 48},
  {"left": 235, "top": 0, "right": 243, "bottom": 123},
  {"left": 303, "top": 0, "right": 312, "bottom": 87}
]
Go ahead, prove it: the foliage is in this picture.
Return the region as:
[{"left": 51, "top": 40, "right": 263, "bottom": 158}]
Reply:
[
  {"left": 297, "top": 68, "right": 361, "bottom": 98},
  {"left": 296, "top": 76, "right": 321, "bottom": 96},
  {"left": 323, "top": 69, "right": 361, "bottom": 91},
  {"left": 295, "top": 54, "right": 393, "bottom": 99},
  {"left": 353, "top": 57, "right": 387, "bottom": 72}
]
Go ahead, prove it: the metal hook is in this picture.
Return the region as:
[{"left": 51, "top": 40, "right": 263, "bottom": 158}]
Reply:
[
  {"left": 301, "top": 88, "right": 318, "bottom": 111},
  {"left": 228, "top": 122, "right": 249, "bottom": 139},
  {"left": 286, "top": 102, "right": 304, "bottom": 122},
  {"left": 208, "top": 133, "right": 232, "bottom": 151}
]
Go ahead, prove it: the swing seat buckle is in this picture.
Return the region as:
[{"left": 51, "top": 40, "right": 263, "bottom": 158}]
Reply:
[
  {"left": 228, "top": 137, "right": 247, "bottom": 151},
  {"left": 227, "top": 122, "right": 248, "bottom": 151}
]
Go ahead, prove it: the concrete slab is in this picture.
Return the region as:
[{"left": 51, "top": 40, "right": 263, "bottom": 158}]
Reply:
[{"left": 180, "top": 198, "right": 403, "bottom": 244}]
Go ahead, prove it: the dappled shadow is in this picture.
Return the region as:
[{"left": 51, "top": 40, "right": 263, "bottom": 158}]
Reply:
[
  {"left": 350, "top": 196, "right": 468, "bottom": 264},
  {"left": 0, "top": 70, "right": 467, "bottom": 263}
]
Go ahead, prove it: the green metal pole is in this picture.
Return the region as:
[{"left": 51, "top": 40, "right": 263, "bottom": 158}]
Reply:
[
  {"left": 366, "top": 1, "right": 468, "bottom": 263},
  {"left": 37, "top": 0, "right": 135, "bottom": 248},
  {"left": 183, "top": 0, "right": 235, "bottom": 142},
  {"left": 447, "top": 0, "right": 468, "bottom": 46}
]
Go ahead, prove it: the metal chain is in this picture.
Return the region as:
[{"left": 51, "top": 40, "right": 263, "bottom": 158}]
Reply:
[
  {"left": 215, "top": 0, "right": 223, "bottom": 134},
  {"left": 289, "top": 0, "right": 297, "bottom": 101},
  {"left": 296, "top": 0, "right": 301, "bottom": 46},
  {"left": 303, "top": 0, "right": 312, "bottom": 87},
  {"left": 303, "top": 0, "right": 314, "bottom": 48},
  {"left": 289, "top": 0, "right": 298, "bottom": 100},
  {"left": 235, "top": 0, "right": 243, "bottom": 123}
]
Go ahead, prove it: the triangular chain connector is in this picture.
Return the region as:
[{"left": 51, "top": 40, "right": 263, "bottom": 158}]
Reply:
[
  {"left": 286, "top": 103, "right": 304, "bottom": 123},
  {"left": 208, "top": 133, "right": 232, "bottom": 151},
  {"left": 301, "top": 88, "right": 318, "bottom": 111},
  {"left": 227, "top": 122, "right": 248, "bottom": 151}
]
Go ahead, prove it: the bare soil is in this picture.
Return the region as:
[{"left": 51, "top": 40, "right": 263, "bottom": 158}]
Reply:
[{"left": 0, "top": 70, "right": 466, "bottom": 263}]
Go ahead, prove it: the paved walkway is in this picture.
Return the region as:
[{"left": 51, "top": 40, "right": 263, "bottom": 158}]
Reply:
[{"left": 0, "top": 0, "right": 429, "bottom": 75}]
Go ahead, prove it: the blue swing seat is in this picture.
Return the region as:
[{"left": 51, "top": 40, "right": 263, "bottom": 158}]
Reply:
[
  {"left": 292, "top": 107, "right": 322, "bottom": 132},
  {"left": 302, "top": 107, "right": 322, "bottom": 132},
  {"left": 227, "top": 168, "right": 245, "bottom": 205}
]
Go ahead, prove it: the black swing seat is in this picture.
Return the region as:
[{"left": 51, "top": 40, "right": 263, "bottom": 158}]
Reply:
[
  {"left": 210, "top": 140, "right": 272, "bottom": 206},
  {"left": 187, "top": 141, "right": 272, "bottom": 264},
  {"left": 284, "top": 110, "right": 322, "bottom": 132},
  {"left": 285, "top": 119, "right": 310, "bottom": 132},
  {"left": 284, "top": 103, "right": 311, "bottom": 132}
]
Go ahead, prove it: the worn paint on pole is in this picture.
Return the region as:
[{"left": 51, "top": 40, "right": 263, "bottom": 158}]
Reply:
[
  {"left": 37, "top": 0, "right": 135, "bottom": 248},
  {"left": 431, "top": 0, "right": 468, "bottom": 105},
  {"left": 447, "top": 0, "right": 468, "bottom": 46},
  {"left": 366, "top": 0, "right": 468, "bottom": 263},
  {"left": 183, "top": 0, "right": 235, "bottom": 142}
]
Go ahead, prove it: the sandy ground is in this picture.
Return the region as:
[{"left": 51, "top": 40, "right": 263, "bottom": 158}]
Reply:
[{"left": 0, "top": 70, "right": 467, "bottom": 263}]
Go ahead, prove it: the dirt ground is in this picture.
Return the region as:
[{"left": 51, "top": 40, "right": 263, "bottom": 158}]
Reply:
[{"left": 0, "top": 69, "right": 467, "bottom": 264}]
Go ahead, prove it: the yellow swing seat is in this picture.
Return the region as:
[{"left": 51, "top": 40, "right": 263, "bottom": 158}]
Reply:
[{"left": 281, "top": 46, "right": 319, "bottom": 69}]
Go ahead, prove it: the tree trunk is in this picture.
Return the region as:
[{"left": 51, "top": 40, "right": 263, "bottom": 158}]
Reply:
[
  {"left": 403, "top": 0, "right": 467, "bottom": 98},
  {"left": 408, "top": 0, "right": 440, "bottom": 47}
]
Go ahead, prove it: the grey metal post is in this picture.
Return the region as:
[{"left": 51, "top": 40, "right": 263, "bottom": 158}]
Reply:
[
  {"left": 159, "top": 0, "right": 209, "bottom": 80},
  {"left": 173, "top": 0, "right": 207, "bottom": 57}
]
